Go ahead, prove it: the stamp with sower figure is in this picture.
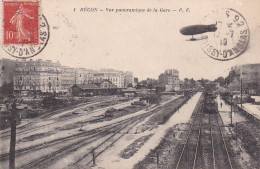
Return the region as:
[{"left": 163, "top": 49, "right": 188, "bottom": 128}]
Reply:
[{"left": 2, "top": 0, "right": 49, "bottom": 59}]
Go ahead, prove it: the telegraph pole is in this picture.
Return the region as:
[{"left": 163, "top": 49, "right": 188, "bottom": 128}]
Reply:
[
  {"left": 9, "top": 99, "right": 17, "bottom": 169},
  {"left": 230, "top": 97, "right": 233, "bottom": 126},
  {"left": 240, "top": 79, "right": 243, "bottom": 109},
  {"left": 74, "top": 69, "right": 77, "bottom": 85}
]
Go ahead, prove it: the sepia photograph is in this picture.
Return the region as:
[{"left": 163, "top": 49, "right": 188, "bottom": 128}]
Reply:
[{"left": 0, "top": 0, "right": 260, "bottom": 168}]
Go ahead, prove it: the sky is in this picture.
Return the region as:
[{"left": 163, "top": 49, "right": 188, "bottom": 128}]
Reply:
[{"left": 1, "top": 0, "right": 260, "bottom": 81}]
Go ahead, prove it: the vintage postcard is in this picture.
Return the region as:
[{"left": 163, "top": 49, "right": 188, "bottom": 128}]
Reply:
[{"left": 0, "top": 0, "right": 260, "bottom": 169}]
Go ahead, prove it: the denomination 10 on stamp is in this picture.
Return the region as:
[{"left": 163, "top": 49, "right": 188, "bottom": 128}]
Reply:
[
  {"left": 200, "top": 8, "right": 250, "bottom": 61},
  {"left": 2, "top": 0, "right": 49, "bottom": 59},
  {"left": 4, "top": 1, "right": 39, "bottom": 45}
]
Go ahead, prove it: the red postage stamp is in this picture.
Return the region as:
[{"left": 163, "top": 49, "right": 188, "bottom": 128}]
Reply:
[{"left": 3, "top": 1, "right": 39, "bottom": 45}]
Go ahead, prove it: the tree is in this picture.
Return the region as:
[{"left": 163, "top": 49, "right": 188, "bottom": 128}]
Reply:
[
  {"left": 42, "top": 95, "right": 58, "bottom": 109},
  {"left": 215, "top": 76, "right": 225, "bottom": 86},
  {"left": 224, "top": 70, "right": 236, "bottom": 86},
  {"left": 198, "top": 78, "right": 209, "bottom": 87},
  {"left": 0, "top": 82, "right": 13, "bottom": 95},
  {"left": 190, "top": 78, "right": 196, "bottom": 86},
  {"left": 127, "top": 83, "right": 133, "bottom": 88}
]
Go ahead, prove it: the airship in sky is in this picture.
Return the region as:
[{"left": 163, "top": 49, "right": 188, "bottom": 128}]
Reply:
[{"left": 180, "top": 23, "right": 218, "bottom": 41}]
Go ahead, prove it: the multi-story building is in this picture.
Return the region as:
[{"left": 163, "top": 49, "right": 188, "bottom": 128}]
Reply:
[
  {"left": 13, "top": 59, "right": 62, "bottom": 95},
  {"left": 60, "top": 66, "right": 76, "bottom": 93},
  {"left": 125, "top": 71, "right": 134, "bottom": 87},
  {"left": 164, "top": 69, "right": 179, "bottom": 76},
  {"left": 93, "top": 72, "right": 124, "bottom": 88},
  {"left": 159, "top": 69, "right": 180, "bottom": 91},
  {"left": 228, "top": 64, "right": 260, "bottom": 94},
  {"left": 93, "top": 69, "right": 133, "bottom": 88},
  {"left": 84, "top": 71, "right": 95, "bottom": 84},
  {"left": 0, "top": 58, "right": 15, "bottom": 87},
  {"left": 2, "top": 57, "right": 134, "bottom": 95},
  {"left": 75, "top": 68, "right": 95, "bottom": 85}
]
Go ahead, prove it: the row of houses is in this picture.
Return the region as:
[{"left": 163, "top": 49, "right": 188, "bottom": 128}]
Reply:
[{"left": 0, "top": 58, "right": 134, "bottom": 95}]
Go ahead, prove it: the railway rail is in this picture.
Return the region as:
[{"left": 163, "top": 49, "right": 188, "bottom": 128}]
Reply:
[
  {"left": 175, "top": 97, "right": 204, "bottom": 169},
  {"left": 0, "top": 99, "right": 135, "bottom": 139},
  {"left": 0, "top": 96, "right": 190, "bottom": 168},
  {"left": 175, "top": 96, "right": 234, "bottom": 169},
  {"left": 0, "top": 97, "right": 179, "bottom": 161},
  {"left": 17, "top": 99, "right": 179, "bottom": 169},
  {"left": 0, "top": 113, "right": 144, "bottom": 162},
  {"left": 19, "top": 118, "right": 141, "bottom": 169}
]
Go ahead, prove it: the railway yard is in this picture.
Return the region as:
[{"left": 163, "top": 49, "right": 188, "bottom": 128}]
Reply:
[{"left": 0, "top": 92, "right": 260, "bottom": 169}]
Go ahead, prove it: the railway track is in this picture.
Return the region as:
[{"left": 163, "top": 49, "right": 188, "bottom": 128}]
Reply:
[
  {"left": 0, "top": 100, "right": 171, "bottom": 162},
  {"left": 19, "top": 118, "right": 141, "bottom": 169},
  {"left": 1, "top": 96, "right": 181, "bottom": 168},
  {"left": 0, "top": 99, "right": 111, "bottom": 135},
  {"left": 175, "top": 98, "right": 204, "bottom": 169},
  {"left": 175, "top": 97, "right": 234, "bottom": 169},
  {"left": 73, "top": 97, "right": 192, "bottom": 168},
  {"left": 0, "top": 96, "right": 187, "bottom": 169},
  {"left": 0, "top": 114, "right": 142, "bottom": 162},
  {"left": 75, "top": 119, "right": 143, "bottom": 166},
  {"left": 0, "top": 99, "right": 134, "bottom": 139},
  {"left": 213, "top": 112, "right": 233, "bottom": 169},
  {"left": 18, "top": 101, "right": 168, "bottom": 169}
]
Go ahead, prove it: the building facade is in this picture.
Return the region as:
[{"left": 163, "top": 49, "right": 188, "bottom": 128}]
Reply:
[
  {"left": 60, "top": 66, "right": 76, "bottom": 93},
  {"left": 75, "top": 68, "right": 95, "bottom": 85},
  {"left": 93, "top": 69, "right": 133, "bottom": 88},
  {"left": 13, "top": 60, "right": 98, "bottom": 95},
  {"left": 124, "top": 71, "right": 134, "bottom": 87},
  {"left": 94, "top": 69, "right": 125, "bottom": 88},
  {"left": 159, "top": 69, "right": 180, "bottom": 91},
  {"left": 1, "top": 57, "right": 134, "bottom": 95},
  {"left": 229, "top": 64, "right": 260, "bottom": 94},
  {"left": 13, "top": 59, "right": 62, "bottom": 95},
  {"left": 164, "top": 69, "right": 179, "bottom": 76},
  {"left": 0, "top": 58, "right": 15, "bottom": 87}
]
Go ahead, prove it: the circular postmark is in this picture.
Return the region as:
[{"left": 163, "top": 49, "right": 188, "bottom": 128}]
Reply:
[
  {"left": 2, "top": 14, "right": 49, "bottom": 59},
  {"left": 200, "top": 8, "right": 249, "bottom": 61}
]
